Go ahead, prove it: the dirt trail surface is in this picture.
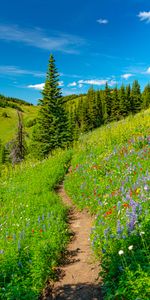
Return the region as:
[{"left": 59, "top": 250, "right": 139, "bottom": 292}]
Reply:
[{"left": 42, "top": 184, "right": 102, "bottom": 300}]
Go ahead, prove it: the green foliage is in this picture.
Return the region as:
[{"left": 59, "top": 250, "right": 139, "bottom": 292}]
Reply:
[
  {"left": 131, "top": 80, "right": 142, "bottom": 113},
  {"left": 111, "top": 87, "right": 120, "bottom": 121},
  {"left": 142, "top": 83, "right": 150, "bottom": 109},
  {"left": 0, "top": 149, "right": 72, "bottom": 299},
  {"left": 64, "top": 109, "right": 150, "bottom": 299},
  {"left": 32, "top": 54, "right": 70, "bottom": 157},
  {"left": 0, "top": 94, "right": 32, "bottom": 108}
]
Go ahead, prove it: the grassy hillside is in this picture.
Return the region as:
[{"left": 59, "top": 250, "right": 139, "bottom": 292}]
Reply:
[
  {"left": 0, "top": 104, "right": 38, "bottom": 144},
  {"left": 65, "top": 108, "right": 150, "bottom": 299},
  {"left": 0, "top": 149, "right": 72, "bottom": 299}
]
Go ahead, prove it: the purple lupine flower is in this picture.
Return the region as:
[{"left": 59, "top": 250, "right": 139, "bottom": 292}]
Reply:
[
  {"left": 117, "top": 220, "right": 122, "bottom": 235},
  {"left": 18, "top": 240, "right": 21, "bottom": 251}
]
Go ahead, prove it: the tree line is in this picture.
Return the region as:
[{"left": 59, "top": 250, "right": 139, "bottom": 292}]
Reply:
[
  {"left": 66, "top": 80, "right": 150, "bottom": 140},
  {"left": 0, "top": 54, "right": 150, "bottom": 163}
]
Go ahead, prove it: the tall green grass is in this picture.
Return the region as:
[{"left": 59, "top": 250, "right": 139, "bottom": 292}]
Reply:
[
  {"left": 65, "top": 109, "right": 150, "bottom": 299},
  {"left": 0, "top": 149, "right": 72, "bottom": 299}
]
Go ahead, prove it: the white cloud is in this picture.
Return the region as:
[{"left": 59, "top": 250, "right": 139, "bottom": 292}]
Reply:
[
  {"left": 0, "top": 24, "right": 86, "bottom": 54},
  {"left": 138, "top": 11, "right": 150, "bottom": 23},
  {"left": 59, "top": 81, "right": 64, "bottom": 87},
  {"left": 78, "top": 79, "right": 107, "bottom": 86},
  {"left": 97, "top": 19, "right": 108, "bottom": 24},
  {"left": 145, "top": 67, "right": 150, "bottom": 74},
  {"left": 77, "top": 78, "right": 116, "bottom": 87},
  {"left": 27, "top": 83, "right": 45, "bottom": 90},
  {"left": 0, "top": 65, "right": 45, "bottom": 77},
  {"left": 67, "top": 81, "right": 77, "bottom": 87},
  {"left": 27, "top": 80, "right": 64, "bottom": 90},
  {"left": 78, "top": 83, "right": 83, "bottom": 88},
  {"left": 121, "top": 73, "right": 133, "bottom": 80},
  {"left": 109, "top": 80, "right": 117, "bottom": 86}
]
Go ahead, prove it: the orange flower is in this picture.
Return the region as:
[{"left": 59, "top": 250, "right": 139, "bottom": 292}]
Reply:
[{"left": 123, "top": 203, "right": 130, "bottom": 208}]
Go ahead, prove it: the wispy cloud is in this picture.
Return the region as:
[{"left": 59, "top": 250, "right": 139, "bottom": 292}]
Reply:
[
  {"left": 121, "top": 73, "right": 133, "bottom": 80},
  {"left": 78, "top": 79, "right": 107, "bottom": 85},
  {"left": 138, "top": 11, "right": 150, "bottom": 23},
  {"left": 0, "top": 65, "right": 45, "bottom": 77},
  {"left": 67, "top": 79, "right": 117, "bottom": 87},
  {"left": 0, "top": 24, "right": 86, "bottom": 54},
  {"left": 27, "top": 81, "right": 64, "bottom": 90},
  {"left": 27, "top": 83, "right": 45, "bottom": 91},
  {"left": 97, "top": 18, "right": 108, "bottom": 24},
  {"left": 145, "top": 67, "right": 150, "bottom": 74},
  {"left": 67, "top": 81, "right": 77, "bottom": 87}
]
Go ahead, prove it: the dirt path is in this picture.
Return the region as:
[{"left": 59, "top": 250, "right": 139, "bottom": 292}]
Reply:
[{"left": 42, "top": 184, "right": 102, "bottom": 300}]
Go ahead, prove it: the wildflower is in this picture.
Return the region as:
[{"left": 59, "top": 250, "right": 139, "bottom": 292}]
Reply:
[
  {"left": 118, "top": 250, "right": 124, "bottom": 255},
  {"left": 128, "top": 245, "right": 133, "bottom": 251},
  {"left": 140, "top": 231, "right": 145, "bottom": 235},
  {"left": 123, "top": 203, "right": 130, "bottom": 208}
]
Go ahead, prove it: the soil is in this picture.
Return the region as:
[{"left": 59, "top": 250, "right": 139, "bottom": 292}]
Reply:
[{"left": 41, "top": 184, "right": 103, "bottom": 300}]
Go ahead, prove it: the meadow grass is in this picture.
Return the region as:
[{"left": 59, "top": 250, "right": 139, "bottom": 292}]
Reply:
[
  {"left": 65, "top": 109, "right": 150, "bottom": 299},
  {"left": 0, "top": 149, "right": 72, "bottom": 299},
  {"left": 0, "top": 105, "right": 38, "bottom": 143}
]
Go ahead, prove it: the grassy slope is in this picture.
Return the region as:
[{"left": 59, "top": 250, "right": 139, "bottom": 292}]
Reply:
[
  {"left": 0, "top": 149, "right": 72, "bottom": 299},
  {"left": 0, "top": 105, "right": 38, "bottom": 143},
  {"left": 65, "top": 108, "right": 150, "bottom": 299}
]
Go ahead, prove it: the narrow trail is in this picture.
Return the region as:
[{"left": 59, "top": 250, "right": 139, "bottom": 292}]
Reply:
[{"left": 42, "top": 184, "right": 102, "bottom": 300}]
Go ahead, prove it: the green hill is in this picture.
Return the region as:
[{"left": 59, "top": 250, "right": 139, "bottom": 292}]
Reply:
[
  {"left": 0, "top": 107, "right": 149, "bottom": 299},
  {"left": 0, "top": 95, "right": 39, "bottom": 144},
  {"left": 65, "top": 107, "right": 150, "bottom": 299}
]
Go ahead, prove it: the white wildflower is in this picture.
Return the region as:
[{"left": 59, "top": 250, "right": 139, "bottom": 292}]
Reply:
[
  {"left": 118, "top": 250, "right": 124, "bottom": 255},
  {"left": 128, "top": 245, "right": 133, "bottom": 251},
  {"left": 140, "top": 231, "right": 145, "bottom": 236}
]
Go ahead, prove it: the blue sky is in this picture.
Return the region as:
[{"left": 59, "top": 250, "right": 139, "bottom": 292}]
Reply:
[{"left": 0, "top": 0, "right": 150, "bottom": 104}]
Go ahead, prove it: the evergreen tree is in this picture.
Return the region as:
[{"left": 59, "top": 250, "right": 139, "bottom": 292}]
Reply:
[
  {"left": 125, "top": 84, "right": 132, "bottom": 113},
  {"left": 111, "top": 87, "right": 120, "bottom": 121},
  {"left": 86, "top": 87, "right": 97, "bottom": 130},
  {"left": 119, "top": 85, "right": 128, "bottom": 117},
  {"left": 33, "top": 54, "right": 70, "bottom": 157},
  {"left": 131, "top": 80, "right": 142, "bottom": 113},
  {"left": 142, "top": 83, "right": 150, "bottom": 109},
  {"left": 103, "top": 83, "right": 112, "bottom": 123},
  {"left": 95, "top": 90, "right": 103, "bottom": 127}
]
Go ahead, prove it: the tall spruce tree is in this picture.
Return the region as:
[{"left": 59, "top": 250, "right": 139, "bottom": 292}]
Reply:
[
  {"left": 125, "top": 84, "right": 131, "bottom": 113},
  {"left": 119, "top": 84, "right": 128, "bottom": 117},
  {"left": 142, "top": 83, "right": 150, "bottom": 109},
  {"left": 131, "top": 80, "right": 142, "bottom": 113},
  {"left": 33, "top": 54, "right": 70, "bottom": 157},
  {"left": 111, "top": 87, "right": 120, "bottom": 121},
  {"left": 103, "top": 83, "right": 112, "bottom": 123}
]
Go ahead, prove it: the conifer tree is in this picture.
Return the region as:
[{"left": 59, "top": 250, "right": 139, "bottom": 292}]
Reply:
[
  {"left": 125, "top": 84, "right": 131, "bottom": 113},
  {"left": 103, "top": 83, "right": 112, "bottom": 123},
  {"left": 33, "top": 54, "right": 70, "bottom": 157},
  {"left": 86, "top": 87, "right": 97, "bottom": 130},
  {"left": 131, "top": 80, "right": 142, "bottom": 113},
  {"left": 111, "top": 87, "right": 120, "bottom": 121},
  {"left": 142, "top": 83, "right": 150, "bottom": 109},
  {"left": 95, "top": 90, "right": 103, "bottom": 127},
  {"left": 119, "top": 85, "right": 128, "bottom": 117}
]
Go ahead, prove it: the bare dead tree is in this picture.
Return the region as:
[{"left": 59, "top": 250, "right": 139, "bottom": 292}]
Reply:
[{"left": 9, "top": 110, "right": 27, "bottom": 165}]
